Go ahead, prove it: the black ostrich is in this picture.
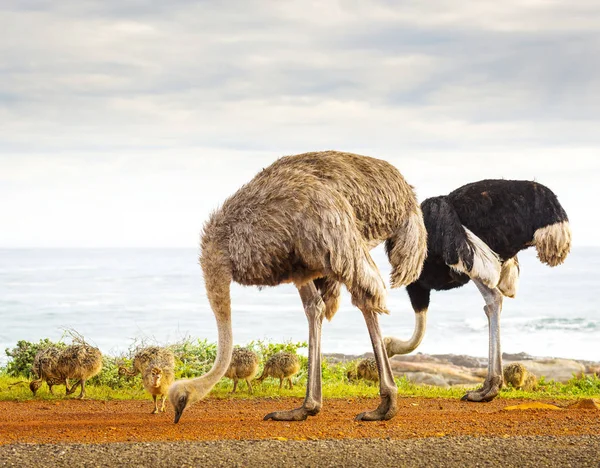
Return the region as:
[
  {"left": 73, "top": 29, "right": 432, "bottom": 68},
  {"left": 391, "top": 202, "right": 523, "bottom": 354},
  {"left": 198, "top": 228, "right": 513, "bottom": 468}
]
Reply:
[{"left": 384, "top": 179, "right": 571, "bottom": 402}]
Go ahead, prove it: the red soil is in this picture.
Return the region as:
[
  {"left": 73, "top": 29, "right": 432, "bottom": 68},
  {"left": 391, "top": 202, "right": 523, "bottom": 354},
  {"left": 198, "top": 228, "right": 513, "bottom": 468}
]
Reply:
[{"left": 1, "top": 397, "right": 598, "bottom": 445}]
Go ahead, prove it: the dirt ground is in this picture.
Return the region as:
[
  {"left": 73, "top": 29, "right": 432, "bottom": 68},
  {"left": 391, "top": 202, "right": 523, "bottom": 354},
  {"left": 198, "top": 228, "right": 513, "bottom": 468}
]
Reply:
[{"left": 1, "top": 396, "right": 599, "bottom": 445}]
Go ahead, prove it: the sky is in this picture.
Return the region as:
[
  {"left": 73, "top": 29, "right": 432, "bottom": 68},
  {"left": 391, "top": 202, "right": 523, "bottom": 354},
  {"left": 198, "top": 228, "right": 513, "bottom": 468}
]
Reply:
[{"left": 1, "top": 0, "right": 599, "bottom": 248}]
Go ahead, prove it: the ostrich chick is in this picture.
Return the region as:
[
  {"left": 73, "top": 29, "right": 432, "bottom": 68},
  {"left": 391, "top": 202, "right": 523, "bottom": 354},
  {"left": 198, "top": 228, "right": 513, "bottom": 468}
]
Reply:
[
  {"left": 61, "top": 344, "right": 103, "bottom": 399},
  {"left": 143, "top": 365, "right": 175, "bottom": 413},
  {"left": 348, "top": 358, "right": 379, "bottom": 383},
  {"left": 503, "top": 363, "right": 538, "bottom": 392},
  {"left": 256, "top": 352, "right": 301, "bottom": 390},
  {"left": 120, "top": 346, "right": 175, "bottom": 413},
  {"left": 30, "top": 346, "right": 70, "bottom": 396},
  {"left": 224, "top": 348, "right": 259, "bottom": 394}
]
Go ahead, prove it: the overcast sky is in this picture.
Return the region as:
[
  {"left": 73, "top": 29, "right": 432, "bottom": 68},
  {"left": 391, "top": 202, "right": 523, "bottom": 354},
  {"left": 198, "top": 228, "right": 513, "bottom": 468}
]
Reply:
[{"left": 1, "top": 0, "right": 599, "bottom": 248}]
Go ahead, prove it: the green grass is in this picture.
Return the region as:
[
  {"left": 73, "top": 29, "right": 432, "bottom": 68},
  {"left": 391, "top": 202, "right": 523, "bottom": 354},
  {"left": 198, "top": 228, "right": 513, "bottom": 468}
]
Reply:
[
  {"left": 3, "top": 336, "right": 598, "bottom": 403},
  {"left": 2, "top": 373, "right": 598, "bottom": 403}
]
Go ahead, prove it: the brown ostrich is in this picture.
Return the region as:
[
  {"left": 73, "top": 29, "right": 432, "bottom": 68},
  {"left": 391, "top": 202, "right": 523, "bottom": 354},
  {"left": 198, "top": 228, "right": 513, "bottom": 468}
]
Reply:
[
  {"left": 255, "top": 352, "right": 301, "bottom": 390},
  {"left": 30, "top": 344, "right": 102, "bottom": 399},
  {"left": 61, "top": 344, "right": 103, "bottom": 399},
  {"left": 119, "top": 346, "right": 176, "bottom": 413},
  {"left": 168, "top": 150, "right": 427, "bottom": 423},
  {"left": 347, "top": 358, "right": 379, "bottom": 383},
  {"left": 118, "top": 346, "right": 174, "bottom": 378},
  {"left": 503, "top": 363, "right": 538, "bottom": 392},
  {"left": 224, "top": 347, "right": 259, "bottom": 394},
  {"left": 29, "top": 346, "right": 70, "bottom": 396}
]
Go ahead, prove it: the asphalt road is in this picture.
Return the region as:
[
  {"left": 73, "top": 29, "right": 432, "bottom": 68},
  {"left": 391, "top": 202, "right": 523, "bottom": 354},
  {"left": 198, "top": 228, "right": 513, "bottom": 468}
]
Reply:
[{"left": 1, "top": 436, "right": 599, "bottom": 467}]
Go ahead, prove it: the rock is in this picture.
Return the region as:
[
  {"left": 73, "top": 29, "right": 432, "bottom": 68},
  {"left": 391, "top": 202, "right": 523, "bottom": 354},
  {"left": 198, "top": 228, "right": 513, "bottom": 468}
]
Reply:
[
  {"left": 503, "top": 402, "right": 563, "bottom": 411},
  {"left": 432, "top": 354, "right": 488, "bottom": 368},
  {"left": 568, "top": 399, "right": 600, "bottom": 410},
  {"left": 503, "top": 352, "right": 535, "bottom": 361},
  {"left": 403, "top": 372, "right": 450, "bottom": 387},
  {"left": 390, "top": 353, "right": 444, "bottom": 364},
  {"left": 515, "top": 359, "right": 585, "bottom": 383},
  {"left": 390, "top": 360, "right": 484, "bottom": 386},
  {"left": 586, "top": 365, "right": 600, "bottom": 375}
]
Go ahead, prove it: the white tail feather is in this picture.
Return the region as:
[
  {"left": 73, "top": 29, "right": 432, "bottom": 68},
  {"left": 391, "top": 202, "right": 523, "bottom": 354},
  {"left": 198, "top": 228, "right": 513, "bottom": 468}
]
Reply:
[
  {"left": 450, "top": 226, "right": 501, "bottom": 289},
  {"left": 497, "top": 257, "right": 520, "bottom": 298},
  {"left": 533, "top": 221, "right": 571, "bottom": 267}
]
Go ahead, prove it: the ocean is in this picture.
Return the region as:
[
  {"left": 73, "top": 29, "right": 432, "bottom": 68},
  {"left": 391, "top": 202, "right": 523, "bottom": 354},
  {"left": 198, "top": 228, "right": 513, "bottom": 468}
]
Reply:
[{"left": 1, "top": 247, "right": 599, "bottom": 363}]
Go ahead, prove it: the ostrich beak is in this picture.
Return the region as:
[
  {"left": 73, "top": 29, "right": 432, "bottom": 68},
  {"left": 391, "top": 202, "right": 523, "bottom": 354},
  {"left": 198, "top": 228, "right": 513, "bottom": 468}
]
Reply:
[{"left": 173, "top": 395, "right": 188, "bottom": 424}]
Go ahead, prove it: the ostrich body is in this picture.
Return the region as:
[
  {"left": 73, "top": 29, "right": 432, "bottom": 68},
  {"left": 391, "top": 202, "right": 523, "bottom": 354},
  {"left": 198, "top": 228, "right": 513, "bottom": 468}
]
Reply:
[
  {"left": 60, "top": 344, "right": 103, "bottom": 399},
  {"left": 385, "top": 179, "right": 571, "bottom": 402},
  {"left": 142, "top": 365, "right": 175, "bottom": 413},
  {"left": 120, "top": 346, "right": 175, "bottom": 413},
  {"left": 503, "top": 363, "right": 538, "bottom": 391},
  {"left": 30, "top": 344, "right": 102, "bottom": 398},
  {"left": 348, "top": 358, "right": 379, "bottom": 383},
  {"left": 30, "top": 347, "right": 70, "bottom": 396},
  {"left": 256, "top": 352, "right": 301, "bottom": 390},
  {"left": 224, "top": 347, "right": 259, "bottom": 393},
  {"left": 168, "top": 151, "right": 427, "bottom": 422},
  {"left": 118, "top": 346, "right": 174, "bottom": 377}
]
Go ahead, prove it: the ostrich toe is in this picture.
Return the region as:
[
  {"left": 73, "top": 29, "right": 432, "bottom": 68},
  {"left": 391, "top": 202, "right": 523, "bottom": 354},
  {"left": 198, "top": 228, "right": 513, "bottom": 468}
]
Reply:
[{"left": 461, "top": 375, "right": 502, "bottom": 402}]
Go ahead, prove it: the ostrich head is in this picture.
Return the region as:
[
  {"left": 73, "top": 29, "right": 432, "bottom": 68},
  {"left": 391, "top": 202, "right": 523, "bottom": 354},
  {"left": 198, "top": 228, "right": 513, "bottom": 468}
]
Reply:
[
  {"left": 29, "top": 380, "right": 42, "bottom": 395},
  {"left": 168, "top": 379, "right": 210, "bottom": 423}
]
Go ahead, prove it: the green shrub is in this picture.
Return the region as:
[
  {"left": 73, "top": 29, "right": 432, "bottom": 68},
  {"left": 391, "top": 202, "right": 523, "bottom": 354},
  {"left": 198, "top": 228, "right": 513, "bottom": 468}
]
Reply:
[
  {"left": 169, "top": 338, "right": 218, "bottom": 378},
  {"left": 3, "top": 339, "right": 66, "bottom": 378}
]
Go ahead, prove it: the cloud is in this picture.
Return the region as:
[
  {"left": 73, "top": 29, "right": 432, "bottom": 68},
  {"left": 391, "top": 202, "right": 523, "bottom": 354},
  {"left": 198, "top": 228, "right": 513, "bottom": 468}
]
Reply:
[{"left": 0, "top": 0, "right": 598, "bottom": 246}]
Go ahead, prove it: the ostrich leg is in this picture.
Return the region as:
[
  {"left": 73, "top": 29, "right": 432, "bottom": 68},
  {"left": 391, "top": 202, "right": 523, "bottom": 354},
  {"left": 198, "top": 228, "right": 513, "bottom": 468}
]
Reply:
[
  {"left": 462, "top": 279, "right": 504, "bottom": 402},
  {"left": 355, "top": 309, "right": 398, "bottom": 421},
  {"left": 264, "top": 281, "right": 324, "bottom": 421}
]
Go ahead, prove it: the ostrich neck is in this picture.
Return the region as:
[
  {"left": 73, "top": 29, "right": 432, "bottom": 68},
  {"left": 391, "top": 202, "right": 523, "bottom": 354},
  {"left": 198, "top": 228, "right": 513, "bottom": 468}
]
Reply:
[
  {"left": 190, "top": 317, "right": 233, "bottom": 394},
  {"left": 389, "top": 311, "right": 427, "bottom": 355}
]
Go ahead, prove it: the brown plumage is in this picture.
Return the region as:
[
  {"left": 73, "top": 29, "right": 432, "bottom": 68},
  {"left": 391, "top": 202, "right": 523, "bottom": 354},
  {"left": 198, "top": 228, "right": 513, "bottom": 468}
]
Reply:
[
  {"left": 168, "top": 151, "right": 428, "bottom": 423},
  {"left": 119, "top": 346, "right": 174, "bottom": 377},
  {"left": 347, "top": 358, "right": 379, "bottom": 383},
  {"left": 29, "top": 347, "right": 68, "bottom": 396},
  {"left": 224, "top": 347, "right": 259, "bottom": 394},
  {"left": 503, "top": 363, "right": 538, "bottom": 392},
  {"left": 256, "top": 352, "right": 301, "bottom": 390},
  {"left": 30, "top": 344, "right": 102, "bottom": 398},
  {"left": 120, "top": 346, "right": 175, "bottom": 413},
  {"left": 60, "top": 344, "right": 103, "bottom": 399}
]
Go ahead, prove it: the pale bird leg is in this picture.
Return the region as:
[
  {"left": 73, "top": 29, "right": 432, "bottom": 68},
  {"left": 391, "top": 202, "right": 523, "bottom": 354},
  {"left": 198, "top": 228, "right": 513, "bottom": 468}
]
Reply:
[
  {"left": 264, "top": 282, "right": 324, "bottom": 421},
  {"left": 462, "top": 279, "right": 503, "bottom": 402},
  {"left": 355, "top": 309, "right": 398, "bottom": 421},
  {"left": 78, "top": 379, "right": 86, "bottom": 399},
  {"left": 246, "top": 378, "right": 253, "bottom": 394}
]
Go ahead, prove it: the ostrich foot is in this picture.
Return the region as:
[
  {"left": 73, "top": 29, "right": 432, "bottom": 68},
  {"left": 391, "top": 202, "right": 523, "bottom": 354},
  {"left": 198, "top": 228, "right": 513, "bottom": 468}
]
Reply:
[
  {"left": 461, "top": 376, "right": 502, "bottom": 402},
  {"left": 151, "top": 408, "right": 159, "bottom": 414},
  {"left": 264, "top": 405, "right": 320, "bottom": 421},
  {"left": 355, "top": 393, "right": 397, "bottom": 421}
]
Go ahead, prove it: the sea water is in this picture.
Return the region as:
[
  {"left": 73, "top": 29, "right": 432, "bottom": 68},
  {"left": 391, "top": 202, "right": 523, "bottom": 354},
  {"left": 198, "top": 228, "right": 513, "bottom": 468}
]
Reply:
[{"left": 1, "top": 247, "right": 598, "bottom": 363}]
